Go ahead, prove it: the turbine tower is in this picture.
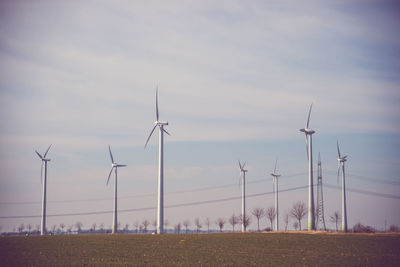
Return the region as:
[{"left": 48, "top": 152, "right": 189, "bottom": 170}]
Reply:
[
  {"left": 238, "top": 160, "right": 248, "bottom": 232},
  {"left": 337, "top": 141, "right": 348, "bottom": 232},
  {"left": 270, "top": 158, "right": 281, "bottom": 232},
  {"left": 106, "top": 145, "right": 127, "bottom": 234},
  {"left": 145, "top": 87, "right": 170, "bottom": 234},
  {"left": 299, "top": 104, "right": 316, "bottom": 231},
  {"left": 316, "top": 152, "right": 326, "bottom": 231},
  {"left": 35, "top": 144, "right": 52, "bottom": 236}
]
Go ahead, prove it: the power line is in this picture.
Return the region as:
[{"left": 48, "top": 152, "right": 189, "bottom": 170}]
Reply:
[
  {"left": 0, "top": 172, "right": 308, "bottom": 206},
  {"left": 2, "top": 183, "right": 399, "bottom": 220},
  {"left": 0, "top": 185, "right": 309, "bottom": 219},
  {"left": 324, "top": 170, "right": 400, "bottom": 186},
  {"left": 324, "top": 183, "right": 400, "bottom": 200}
]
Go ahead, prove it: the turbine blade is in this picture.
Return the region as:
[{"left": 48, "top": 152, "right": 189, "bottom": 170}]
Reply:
[
  {"left": 43, "top": 144, "right": 52, "bottom": 158},
  {"left": 107, "top": 167, "right": 114, "bottom": 185},
  {"left": 238, "top": 160, "right": 242, "bottom": 170},
  {"left": 306, "top": 103, "right": 313, "bottom": 129},
  {"left": 162, "top": 128, "right": 171, "bottom": 136},
  {"left": 116, "top": 164, "right": 127, "bottom": 167},
  {"left": 156, "top": 87, "right": 159, "bottom": 122},
  {"left": 35, "top": 150, "right": 43, "bottom": 159},
  {"left": 108, "top": 145, "right": 114, "bottom": 164},
  {"left": 337, "top": 141, "right": 341, "bottom": 158},
  {"left": 243, "top": 162, "right": 246, "bottom": 169},
  {"left": 144, "top": 125, "right": 158, "bottom": 148}
]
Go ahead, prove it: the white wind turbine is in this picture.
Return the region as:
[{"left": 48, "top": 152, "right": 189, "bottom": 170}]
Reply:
[
  {"left": 270, "top": 158, "right": 281, "bottom": 232},
  {"left": 145, "top": 88, "right": 170, "bottom": 234},
  {"left": 106, "top": 145, "right": 127, "bottom": 234},
  {"left": 299, "top": 104, "right": 316, "bottom": 231},
  {"left": 337, "top": 141, "right": 348, "bottom": 232},
  {"left": 35, "top": 144, "right": 52, "bottom": 235},
  {"left": 238, "top": 160, "right": 248, "bottom": 232}
]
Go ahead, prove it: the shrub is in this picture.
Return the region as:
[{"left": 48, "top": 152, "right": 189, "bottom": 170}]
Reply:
[
  {"left": 389, "top": 225, "right": 399, "bottom": 232},
  {"left": 353, "top": 223, "right": 375, "bottom": 233}
]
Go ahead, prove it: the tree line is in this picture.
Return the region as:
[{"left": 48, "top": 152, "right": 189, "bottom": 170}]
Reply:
[{"left": 3, "top": 201, "right": 397, "bottom": 234}]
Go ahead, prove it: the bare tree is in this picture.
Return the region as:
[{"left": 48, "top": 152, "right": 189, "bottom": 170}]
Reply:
[
  {"left": 99, "top": 223, "right": 104, "bottom": 233},
  {"left": 174, "top": 222, "right": 181, "bottom": 234},
  {"left": 59, "top": 223, "right": 65, "bottom": 233},
  {"left": 330, "top": 211, "right": 341, "bottom": 231},
  {"left": 216, "top": 218, "right": 226, "bottom": 232},
  {"left": 27, "top": 224, "right": 32, "bottom": 233},
  {"left": 67, "top": 225, "right": 73, "bottom": 234},
  {"left": 194, "top": 218, "right": 202, "bottom": 233},
  {"left": 293, "top": 221, "right": 299, "bottom": 230},
  {"left": 290, "top": 201, "right": 307, "bottom": 231},
  {"left": 123, "top": 224, "right": 129, "bottom": 233},
  {"left": 229, "top": 214, "right": 239, "bottom": 232},
  {"left": 91, "top": 223, "right": 97, "bottom": 232},
  {"left": 164, "top": 219, "right": 169, "bottom": 230},
  {"left": 283, "top": 211, "right": 290, "bottom": 231},
  {"left": 238, "top": 214, "right": 251, "bottom": 230},
  {"left": 183, "top": 219, "right": 191, "bottom": 233},
  {"left": 75, "top": 222, "right": 83, "bottom": 233},
  {"left": 204, "top": 217, "right": 211, "bottom": 233},
  {"left": 252, "top": 207, "right": 265, "bottom": 231},
  {"left": 139, "top": 225, "right": 144, "bottom": 233},
  {"left": 142, "top": 219, "right": 150, "bottom": 233},
  {"left": 266, "top": 206, "right": 276, "bottom": 230},
  {"left": 18, "top": 224, "right": 25, "bottom": 233},
  {"left": 51, "top": 225, "right": 57, "bottom": 234},
  {"left": 133, "top": 221, "right": 139, "bottom": 233}
]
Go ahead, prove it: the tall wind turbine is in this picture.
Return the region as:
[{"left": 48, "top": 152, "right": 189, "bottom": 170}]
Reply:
[
  {"left": 238, "top": 160, "right": 248, "bottom": 232},
  {"left": 299, "top": 104, "right": 316, "bottom": 231},
  {"left": 337, "top": 141, "right": 348, "bottom": 232},
  {"left": 270, "top": 158, "right": 281, "bottom": 232},
  {"left": 106, "top": 145, "right": 127, "bottom": 234},
  {"left": 145, "top": 88, "right": 170, "bottom": 234},
  {"left": 35, "top": 144, "right": 52, "bottom": 235}
]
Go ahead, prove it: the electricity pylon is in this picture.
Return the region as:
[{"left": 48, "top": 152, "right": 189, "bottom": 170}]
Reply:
[{"left": 315, "top": 153, "right": 326, "bottom": 231}]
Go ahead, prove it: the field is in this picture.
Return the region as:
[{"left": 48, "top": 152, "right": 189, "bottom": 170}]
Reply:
[{"left": 1, "top": 232, "right": 399, "bottom": 266}]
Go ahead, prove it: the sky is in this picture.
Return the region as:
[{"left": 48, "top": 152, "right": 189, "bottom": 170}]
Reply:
[{"left": 0, "top": 0, "right": 399, "bottom": 233}]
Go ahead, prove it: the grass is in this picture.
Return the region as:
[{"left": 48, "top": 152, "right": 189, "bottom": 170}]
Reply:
[{"left": 1, "top": 232, "right": 399, "bottom": 266}]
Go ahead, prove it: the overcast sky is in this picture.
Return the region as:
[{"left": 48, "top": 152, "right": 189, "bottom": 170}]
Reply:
[{"left": 0, "top": 0, "right": 399, "bottom": 232}]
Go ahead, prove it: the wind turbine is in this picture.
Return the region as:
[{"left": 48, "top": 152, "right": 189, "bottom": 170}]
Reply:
[
  {"left": 238, "top": 160, "right": 248, "bottom": 232},
  {"left": 106, "top": 145, "right": 127, "bottom": 234},
  {"left": 35, "top": 144, "right": 52, "bottom": 235},
  {"left": 270, "top": 158, "right": 281, "bottom": 232},
  {"left": 337, "top": 141, "right": 348, "bottom": 232},
  {"left": 299, "top": 103, "right": 316, "bottom": 231},
  {"left": 145, "top": 87, "right": 170, "bottom": 234}
]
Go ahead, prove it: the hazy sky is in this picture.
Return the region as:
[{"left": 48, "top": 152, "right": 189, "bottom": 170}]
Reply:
[{"left": 0, "top": 0, "right": 399, "bottom": 232}]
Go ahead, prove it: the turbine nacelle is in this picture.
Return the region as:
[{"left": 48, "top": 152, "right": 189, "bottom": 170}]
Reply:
[
  {"left": 299, "top": 128, "right": 315, "bottom": 135},
  {"left": 155, "top": 121, "right": 169, "bottom": 126},
  {"left": 238, "top": 160, "right": 248, "bottom": 172},
  {"left": 145, "top": 89, "right": 170, "bottom": 149},
  {"left": 271, "top": 158, "right": 280, "bottom": 178},
  {"left": 107, "top": 145, "right": 127, "bottom": 185}
]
